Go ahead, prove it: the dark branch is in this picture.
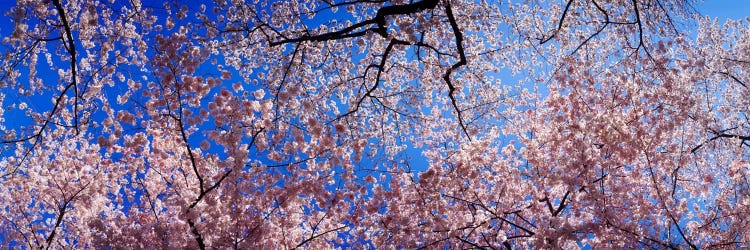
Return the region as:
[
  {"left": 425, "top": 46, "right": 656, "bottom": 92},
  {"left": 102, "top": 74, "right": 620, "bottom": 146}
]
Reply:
[
  {"left": 173, "top": 87, "right": 205, "bottom": 195},
  {"left": 52, "top": 0, "right": 79, "bottom": 135},
  {"left": 443, "top": 0, "right": 471, "bottom": 140},
  {"left": 270, "top": 0, "right": 439, "bottom": 46},
  {"left": 714, "top": 70, "right": 747, "bottom": 89},
  {"left": 339, "top": 39, "right": 409, "bottom": 118},
  {"left": 631, "top": 0, "right": 654, "bottom": 60},
  {"left": 275, "top": 43, "right": 301, "bottom": 120},
  {"left": 188, "top": 219, "right": 206, "bottom": 250},
  {"left": 667, "top": 212, "right": 698, "bottom": 250},
  {"left": 454, "top": 236, "right": 486, "bottom": 249},
  {"left": 540, "top": 0, "right": 575, "bottom": 44},
  {"left": 691, "top": 129, "right": 750, "bottom": 153},
  {"left": 293, "top": 225, "right": 347, "bottom": 249},
  {"left": 44, "top": 183, "right": 89, "bottom": 249}
]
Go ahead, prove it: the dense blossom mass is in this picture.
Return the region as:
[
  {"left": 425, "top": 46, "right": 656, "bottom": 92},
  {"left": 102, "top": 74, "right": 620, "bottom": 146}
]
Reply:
[{"left": 0, "top": 0, "right": 748, "bottom": 248}]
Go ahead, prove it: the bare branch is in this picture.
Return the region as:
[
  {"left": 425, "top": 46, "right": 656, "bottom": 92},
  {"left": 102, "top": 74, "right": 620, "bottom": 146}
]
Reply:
[
  {"left": 443, "top": 0, "right": 471, "bottom": 140},
  {"left": 270, "top": 0, "right": 439, "bottom": 46}
]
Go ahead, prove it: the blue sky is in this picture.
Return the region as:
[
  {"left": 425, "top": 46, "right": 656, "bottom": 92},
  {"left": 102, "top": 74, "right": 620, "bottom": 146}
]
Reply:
[{"left": 698, "top": 1, "right": 750, "bottom": 20}]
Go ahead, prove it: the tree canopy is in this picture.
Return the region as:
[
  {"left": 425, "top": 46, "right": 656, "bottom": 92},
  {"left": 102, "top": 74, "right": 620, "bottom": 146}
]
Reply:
[{"left": 1, "top": 0, "right": 748, "bottom": 249}]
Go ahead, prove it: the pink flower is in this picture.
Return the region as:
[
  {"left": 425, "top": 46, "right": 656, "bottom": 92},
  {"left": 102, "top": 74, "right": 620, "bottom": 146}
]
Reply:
[{"left": 253, "top": 89, "right": 265, "bottom": 99}]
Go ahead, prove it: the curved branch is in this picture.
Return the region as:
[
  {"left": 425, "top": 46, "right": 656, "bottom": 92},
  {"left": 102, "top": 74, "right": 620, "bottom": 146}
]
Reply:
[
  {"left": 52, "top": 0, "right": 79, "bottom": 135},
  {"left": 443, "top": 0, "right": 471, "bottom": 140},
  {"left": 539, "top": 0, "right": 575, "bottom": 44},
  {"left": 270, "top": 0, "right": 439, "bottom": 46},
  {"left": 339, "top": 38, "right": 409, "bottom": 118},
  {"left": 631, "top": 0, "right": 653, "bottom": 60},
  {"left": 44, "top": 182, "right": 89, "bottom": 249},
  {"left": 188, "top": 219, "right": 206, "bottom": 250}
]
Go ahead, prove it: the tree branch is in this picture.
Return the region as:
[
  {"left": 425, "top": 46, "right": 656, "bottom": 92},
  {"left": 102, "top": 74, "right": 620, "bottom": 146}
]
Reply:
[
  {"left": 188, "top": 219, "right": 206, "bottom": 250},
  {"left": 293, "top": 225, "right": 347, "bottom": 249},
  {"left": 270, "top": 0, "right": 439, "bottom": 46},
  {"left": 540, "top": 0, "right": 575, "bottom": 44},
  {"left": 52, "top": 0, "right": 79, "bottom": 135},
  {"left": 443, "top": 0, "right": 471, "bottom": 140},
  {"left": 339, "top": 38, "right": 409, "bottom": 118}
]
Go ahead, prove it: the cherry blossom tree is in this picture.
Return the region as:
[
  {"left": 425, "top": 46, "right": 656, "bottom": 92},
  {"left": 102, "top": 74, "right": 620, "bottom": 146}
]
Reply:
[{"left": 0, "top": 0, "right": 748, "bottom": 249}]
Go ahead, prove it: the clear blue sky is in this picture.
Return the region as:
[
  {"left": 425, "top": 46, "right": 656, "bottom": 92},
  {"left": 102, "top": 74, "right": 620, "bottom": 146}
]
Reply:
[{"left": 698, "top": 1, "right": 750, "bottom": 20}]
